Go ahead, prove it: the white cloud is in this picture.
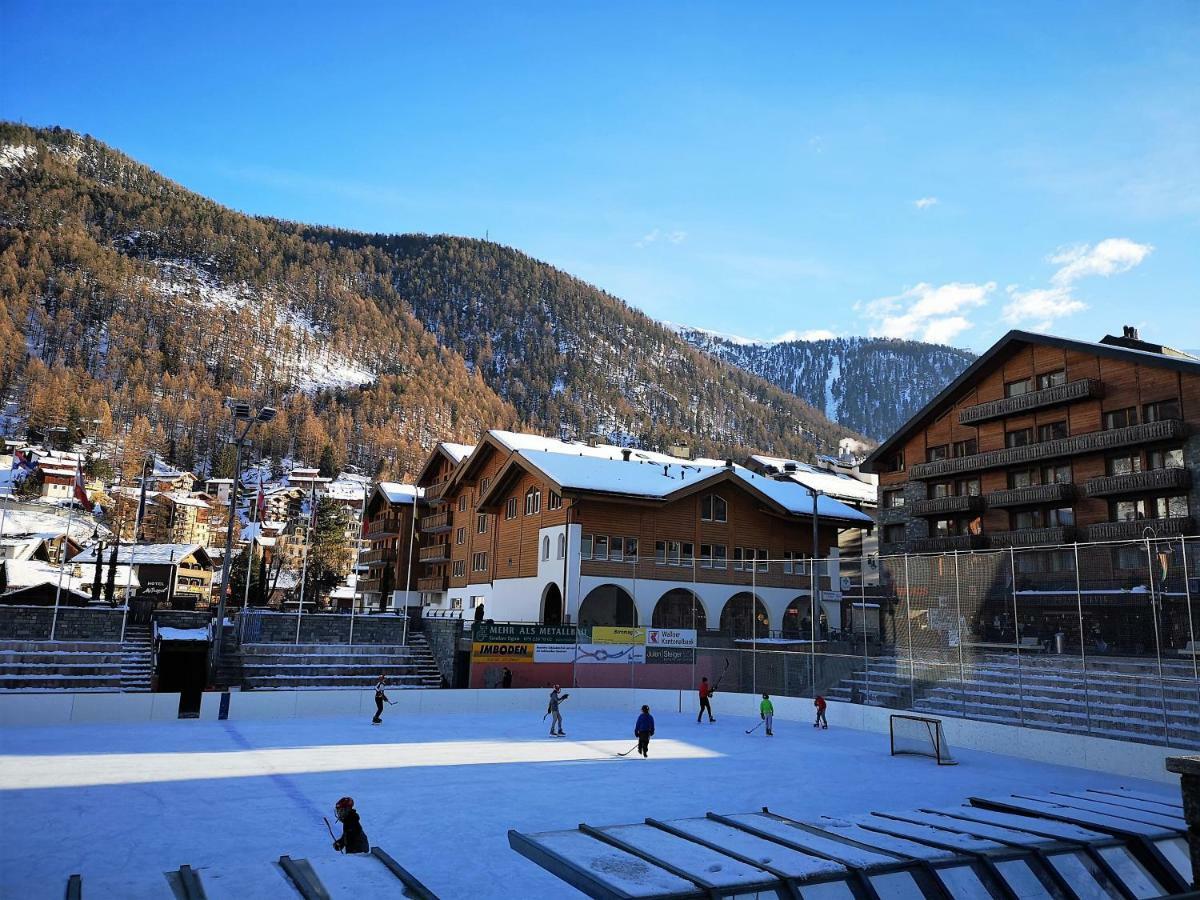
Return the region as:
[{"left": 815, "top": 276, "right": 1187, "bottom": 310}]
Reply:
[
  {"left": 1003, "top": 237, "right": 1153, "bottom": 330},
  {"left": 772, "top": 328, "right": 838, "bottom": 342},
  {"left": 635, "top": 228, "right": 687, "bottom": 248},
  {"left": 859, "top": 281, "right": 995, "bottom": 344},
  {"left": 913, "top": 196, "right": 939, "bottom": 209}
]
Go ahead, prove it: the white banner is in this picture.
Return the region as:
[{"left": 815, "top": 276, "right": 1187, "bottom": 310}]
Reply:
[
  {"left": 533, "top": 644, "right": 577, "bottom": 663},
  {"left": 574, "top": 643, "right": 645, "bottom": 665},
  {"left": 644, "top": 628, "right": 697, "bottom": 648}
]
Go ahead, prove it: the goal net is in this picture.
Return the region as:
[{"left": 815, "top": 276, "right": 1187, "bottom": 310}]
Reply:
[{"left": 890, "top": 714, "right": 957, "bottom": 765}]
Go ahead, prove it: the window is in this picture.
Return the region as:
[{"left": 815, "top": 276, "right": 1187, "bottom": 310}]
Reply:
[
  {"left": 452, "top": 560, "right": 465, "bottom": 577},
  {"left": 700, "top": 544, "right": 714, "bottom": 568},
  {"left": 958, "top": 478, "right": 981, "bottom": 497},
  {"left": 732, "top": 547, "right": 744, "bottom": 570},
  {"left": 883, "top": 524, "right": 906, "bottom": 544},
  {"left": 451, "top": 597, "right": 463, "bottom": 610},
  {"left": 885, "top": 452, "right": 905, "bottom": 473},
  {"left": 594, "top": 535, "right": 608, "bottom": 560},
  {"left": 758, "top": 548, "right": 768, "bottom": 573},
  {"left": 1116, "top": 546, "right": 1144, "bottom": 569},
  {"left": 883, "top": 489, "right": 905, "bottom": 509},
  {"left": 1104, "top": 408, "right": 1138, "bottom": 430},
  {"left": 1106, "top": 454, "right": 1142, "bottom": 476},
  {"left": 1008, "top": 469, "right": 1034, "bottom": 489},
  {"left": 472, "top": 552, "right": 488, "bottom": 572},
  {"left": 557, "top": 534, "right": 566, "bottom": 559},
  {"left": 1049, "top": 507, "right": 1074, "bottom": 526},
  {"left": 625, "top": 538, "right": 637, "bottom": 561},
  {"left": 1149, "top": 448, "right": 1184, "bottom": 470},
  {"left": 458, "top": 495, "right": 468, "bottom": 512},
  {"left": 926, "top": 445, "right": 949, "bottom": 462},
  {"left": 700, "top": 494, "right": 728, "bottom": 522},
  {"left": 1013, "top": 510, "right": 1040, "bottom": 530},
  {"left": 1037, "top": 370, "right": 1067, "bottom": 390},
  {"left": 711, "top": 544, "right": 725, "bottom": 569},
  {"left": 931, "top": 482, "right": 952, "bottom": 499},
  {"left": 580, "top": 534, "right": 593, "bottom": 559},
  {"left": 793, "top": 554, "right": 808, "bottom": 576},
  {"left": 667, "top": 541, "right": 681, "bottom": 566},
  {"left": 548, "top": 492, "right": 562, "bottom": 510},
  {"left": 1005, "top": 428, "right": 1033, "bottom": 448},
  {"left": 471, "top": 595, "right": 485, "bottom": 609},
  {"left": 1157, "top": 496, "right": 1189, "bottom": 518},
  {"left": 1040, "top": 464, "right": 1072, "bottom": 484},
  {"left": 655, "top": 540, "right": 666, "bottom": 565},
  {"left": 1005, "top": 378, "right": 1033, "bottom": 397},
  {"left": 476, "top": 514, "right": 488, "bottom": 534},
  {"left": 524, "top": 488, "right": 541, "bottom": 516},
  {"left": 455, "top": 526, "right": 466, "bottom": 545},
  {"left": 1112, "top": 499, "right": 1146, "bottom": 522},
  {"left": 681, "top": 542, "right": 695, "bottom": 566},
  {"left": 542, "top": 536, "right": 550, "bottom": 560},
  {"left": 1037, "top": 421, "right": 1068, "bottom": 442},
  {"left": 933, "top": 518, "right": 957, "bottom": 536},
  {"left": 782, "top": 550, "right": 793, "bottom": 574},
  {"left": 505, "top": 497, "right": 517, "bottom": 519},
  {"left": 1144, "top": 399, "right": 1181, "bottom": 423},
  {"left": 480, "top": 477, "right": 490, "bottom": 493},
  {"left": 610, "top": 537, "right": 624, "bottom": 562},
  {"left": 952, "top": 439, "right": 977, "bottom": 458}
]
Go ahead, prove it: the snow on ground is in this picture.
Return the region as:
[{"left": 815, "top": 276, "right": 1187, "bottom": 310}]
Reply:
[{"left": 0, "top": 706, "right": 1167, "bottom": 899}]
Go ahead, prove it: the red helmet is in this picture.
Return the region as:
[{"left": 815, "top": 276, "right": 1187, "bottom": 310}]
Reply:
[{"left": 335, "top": 796, "right": 354, "bottom": 819}]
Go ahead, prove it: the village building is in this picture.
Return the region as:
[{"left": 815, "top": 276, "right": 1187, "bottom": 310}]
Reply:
[
  {"left": 69, "top": 543, "right": 214, "bottom": 610},
  {"left": 359, "top": 482, "right": 421, "bottom": 611}
]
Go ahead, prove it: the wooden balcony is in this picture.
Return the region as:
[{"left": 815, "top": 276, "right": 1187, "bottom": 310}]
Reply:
[
  {"left": 1084, "top": 467, "right": 1192, "bottom": 498},
  {"left": 358, "top": 548, "right": 395, "bottom": 566},
  {"left": 417, "top": 575, "right": 448, "bottom": 592},
  {"left": 987, "top": 526, "right": 1078, "bottom": 548},
  {"left": 908, "top": 534, "right": 988, "bottom": 553},
  {"left": 910, "top": 495, "right": 984, "bottom": 517},
  {"left": 365, "top": 521, "right": 400, "bottom": 539},
  {"left": 986, "top": 483, "right": 1075, "bottom": 508},
  {"left": 418, "top": 544, "right": 450, "bottom": 563},
  {"left": 910, "top": 419, "right": 1188, "bottom": 480},
  {"left": 1085, "top": 517, "right": 1195, "bottom": 542},
  {"left": 422, "top": 481, "right": 450, "bottom": 503},
  {"left": 419, "top": 510, "right": 452, "bottom": 533},
  {"left": 958, "top": 378, "right": 1103, "bottom": 425}
]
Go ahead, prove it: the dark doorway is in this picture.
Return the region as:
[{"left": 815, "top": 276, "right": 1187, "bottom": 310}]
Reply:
[
  {"left": 157, "top": 643, "right": 210, "bottom": 717},
  {"left": 542, "top": 584, "right": 563, "bottom": 625}
]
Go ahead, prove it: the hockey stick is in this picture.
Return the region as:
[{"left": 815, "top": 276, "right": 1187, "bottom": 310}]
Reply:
[
  {"left": 745, "top": 720, "right": 764, "bottom": 734},
  {"left": 711, "top": 658, "right": 731, "bottom": 693},
  {"left": 615, "top": 743, "right": 640, "bottom": 757},
  {"left": 323, "top": 817, "right": 343, "bottom": 853}
]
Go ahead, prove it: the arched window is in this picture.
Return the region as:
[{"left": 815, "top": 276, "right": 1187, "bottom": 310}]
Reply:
[
  {"left": 525, "top": 488, "right": 542, "bottom": 516},
  {"left": 542, "top": 536, "right": 550, "bottom": 560},
  {"left": 700, "top": 494, "right": 728, "bottom": 523},
  {"left": 557, "top": 533, "right": 566, "bottom": 559}
]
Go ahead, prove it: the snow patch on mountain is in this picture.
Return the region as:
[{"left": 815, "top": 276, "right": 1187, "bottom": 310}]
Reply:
[{"left": 0, "top": 144, "right": 36, "bottom": 172}]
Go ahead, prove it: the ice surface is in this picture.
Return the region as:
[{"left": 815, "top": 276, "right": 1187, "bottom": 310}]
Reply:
[{"left": 0, "top": 707, "right": 1171, "bottom": 899}]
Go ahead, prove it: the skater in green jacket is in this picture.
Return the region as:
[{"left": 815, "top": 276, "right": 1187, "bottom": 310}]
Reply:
[{"left": 760, "top": 693, "right": 774, "bottom": 736}]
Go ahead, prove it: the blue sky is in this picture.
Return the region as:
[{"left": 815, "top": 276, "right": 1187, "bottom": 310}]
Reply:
[{"left": 2, "top": 1, "right": 1197, "bottom": 351}]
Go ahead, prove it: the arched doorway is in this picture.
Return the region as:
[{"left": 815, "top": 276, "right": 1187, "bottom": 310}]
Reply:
[
  {"left": 578, "top": 584, "right": 638, "bottom": 628},
  {"left": 651, "top": 588, "right": 707, "bottom": 631},
  {"left": 782, "top": 596, "right": 822, "bottom": 639},
  {"left": 720, "top": 592, "right": 769, "bottom": 639},
  {"left": 542, "top": 583, "right": 563, "bottom": 626}
]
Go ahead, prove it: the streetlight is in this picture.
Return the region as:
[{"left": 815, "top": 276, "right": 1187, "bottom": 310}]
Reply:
[
  {"left": 807, "top": 486, "right": 821, "bottom": 690},
  {"left": 211, "top": 403, "right": 276, "bottom": 670}
]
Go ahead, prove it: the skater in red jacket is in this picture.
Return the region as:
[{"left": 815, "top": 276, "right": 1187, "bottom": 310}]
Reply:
[
  {"left": 697, "top": 677, "right": 716, "bottom": 723},
  {"left": 814, "top": 695, "right": 828, "bottom": 729}
]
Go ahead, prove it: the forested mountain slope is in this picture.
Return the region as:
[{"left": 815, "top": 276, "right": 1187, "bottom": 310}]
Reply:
[{"left": 0, "top": 123, "right": 863, "bottom": 479}]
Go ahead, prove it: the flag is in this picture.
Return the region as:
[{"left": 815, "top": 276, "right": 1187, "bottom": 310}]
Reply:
[
  {"left": 73, "top": 458, "right": 94, "bottom": 511},
  {"left": 10, "top": 448, "right": 37, "bottom": 481},
  {"left": 256, "top": 484, "right": 266, "bottom": 522}
]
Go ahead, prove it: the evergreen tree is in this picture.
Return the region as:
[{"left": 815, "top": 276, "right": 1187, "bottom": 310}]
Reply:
[
  {"left": 211, "top": 443, "right": 238, "bottom": 480},
  {"left": 104, "top": 543, "right": 118, "bottom": 606},
  {"left": 318, "top": 443, "right": 337, "bottom": 479}
]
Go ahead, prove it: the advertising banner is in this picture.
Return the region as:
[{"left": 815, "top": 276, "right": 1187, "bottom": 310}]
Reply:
[
  {"left": 645, "top": 646, "right": 695, "bottom": 665},
  {"left": 471, "top": 642, "right": 534, "bottom": 663},
  {"left": 644, "top": 628, "right": 697, "bottom": 648},
  {"left": 574, "top": 643, "right": 646, "bottom": 664},
  {"left": 590, "top": 626, "right": 646, "bottom": 645},
  {"left": 532, "top": 644, "right": 577, "bottom": 663},
  {"left": 472, "top": 623, "right": 577, "bottom": 644}
]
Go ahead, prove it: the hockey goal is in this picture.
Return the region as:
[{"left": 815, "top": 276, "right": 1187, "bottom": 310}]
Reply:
[{"left": 890, "top": 714, "right": 957, "bottom": 765}]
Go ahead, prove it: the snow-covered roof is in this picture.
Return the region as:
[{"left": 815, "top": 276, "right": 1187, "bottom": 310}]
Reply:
[
  {"left": 160, "top": 492, "right": 211, "bottom": 509},
  {"left": 378, "top": 482, "right": 421, "bottom": 505},
  {"left": 748, "top": 455, "right": 877, "bottom": 505},
  {"left": 488, "top": 430, "right": 727, "bottom": 468},
  {"left": 157, "top": 625, "right": 209, "bottom": 642},
  {"left": 71, "top": 543, "right": 211, "bottom": 566},
  {"left": 510, "top": 451, "right": 872, "bottom": 524},
  {"left": 442, "top": 442, "right": 475, "bottom": 463},
  {"left": 1, "top": 559, "right": 139, "bottom": 593}
]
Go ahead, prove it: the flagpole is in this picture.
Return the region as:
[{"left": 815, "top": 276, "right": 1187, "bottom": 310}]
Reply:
[
  {"left": 50, "top": 504, "right": 77, "bottom": 642},
  {"left": 122, "top": 459, "right": 150, "bottom": 644},
  {"left": 402, "top": 487, "right": 417, "bottom": 647},
  {"left": 349, "top": 480, "right": 370, "bottom": 647},
  {"left": 295, "top": 484, "right": 315, "bottom": 645}
]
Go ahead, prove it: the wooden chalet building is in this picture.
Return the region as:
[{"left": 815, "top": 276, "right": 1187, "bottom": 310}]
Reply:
[
  {"left": 863, "top": 328, "right": 1200, "bottom": 555},
  {"left": 413, "top": 431, "right": 872, "bottom": 636},
  {"left": 359, "top": 482, "right": 422, "bottom": 611}
]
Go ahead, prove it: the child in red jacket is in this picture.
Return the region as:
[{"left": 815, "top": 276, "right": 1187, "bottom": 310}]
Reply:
[{"left": 814, "top": 695, "right": 828, "bottom": 729}]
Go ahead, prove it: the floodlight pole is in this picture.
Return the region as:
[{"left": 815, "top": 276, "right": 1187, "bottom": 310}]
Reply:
[{"left": 809, "top": 487, "right": 821, "bottom": 692}]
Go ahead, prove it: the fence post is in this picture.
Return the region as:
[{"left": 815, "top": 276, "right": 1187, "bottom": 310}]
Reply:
[
  {"left": 952, "top": 550, "right": 966, "bottom": 718},
  {"left": 861, "top": 553, "right": 869, "bottom": 705},
  {"left": 1145, "top": 534, "right": 1171, "bottom": 745},
  {"left": 903, "top": 554, "right": 915, "bottom": 708},
  {"left": 1072, "top": 542, "right": 1093, "bottom": 734},
  {"left": 1181, "top": 536, "right": 1200, "bottom": 730},
  {"left": 751, "top": 562, "right": 757, "bottom": 697},
  {"left": 1008, "top": 547, "right": 1026, "bottom": 728}
]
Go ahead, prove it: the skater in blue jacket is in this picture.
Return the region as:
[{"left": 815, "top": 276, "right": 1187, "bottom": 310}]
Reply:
[{"left": 634, "top": 704, "right": 655, "bottom": 757}]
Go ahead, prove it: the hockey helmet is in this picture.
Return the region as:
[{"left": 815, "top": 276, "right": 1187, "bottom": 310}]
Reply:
[{"left": 335, "top": 796, "right": 354, "bottom": 819}]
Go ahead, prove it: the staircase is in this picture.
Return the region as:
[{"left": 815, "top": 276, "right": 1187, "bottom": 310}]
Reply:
[
  {"left": 0, "top": 640, "right": 125, "bottom": 690},
  {"left": 826, "top": 652, "right": 1200, "bottom": 750},
  {"left": 234, "top": 633, "right": 443, "bottom": 690},
  {"left": 120, "top": 625, "right": 153, "bottom": 692}
]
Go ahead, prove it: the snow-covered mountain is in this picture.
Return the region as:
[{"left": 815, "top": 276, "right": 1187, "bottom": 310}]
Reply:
[{"left": 675, "top": 327, "right": 976, "bottom": 442}]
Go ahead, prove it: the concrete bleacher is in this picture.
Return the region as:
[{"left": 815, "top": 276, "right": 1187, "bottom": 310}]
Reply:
[
  {"left": 236, "top": 634, "right": 443, "bottom": 690},
  {"left": 825, "top": 651, "right": 1200, "bottom": 750},
  {"left": 0, "top": 640, "right": 126, "bottom": 691}
]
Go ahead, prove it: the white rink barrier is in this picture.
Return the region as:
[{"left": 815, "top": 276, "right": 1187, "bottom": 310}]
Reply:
[{"left": 0, "top": 687, "right": 1179, "bottom": 783}]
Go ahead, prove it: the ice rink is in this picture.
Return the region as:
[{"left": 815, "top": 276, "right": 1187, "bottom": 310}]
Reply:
[{"left": 0, "top": 700, "right": 1171, "bottom": 899}]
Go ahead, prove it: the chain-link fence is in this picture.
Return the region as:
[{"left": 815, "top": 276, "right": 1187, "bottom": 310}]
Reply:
[{"left": 549, "top": 536, "right": 1200, "bottom": 749}]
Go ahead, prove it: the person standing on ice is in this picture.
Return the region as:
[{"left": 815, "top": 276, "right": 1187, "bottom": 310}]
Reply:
[
  {"left": 635, "top": 704, "right": 655, "bottom": 757},
  {"left": 372, "top": 675, "right": 389, "bottom": 725},
  {"left": 501, "top": 667, "right": 513, "bottom": 688},
  {"left": 814, "top": 695, "right": 828, "bottom": 729},
  {"left": 547, "top": 684, "right": 568, "bottom": 736},
  {"left": 332, "top": 797, "right": 370, "bottom": 854},
  {"left": 697, "top": 677, "right": 715, "bottom": 723},
  {"left": 760, "top": 693, "right": 774, "bottom": 736}
]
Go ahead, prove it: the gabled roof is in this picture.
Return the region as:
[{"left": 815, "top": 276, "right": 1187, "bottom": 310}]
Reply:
[
  {"left": 415, "top": 441, "right": 478, "bottom": 486},
  {"left": 478, "top": 450, "right": 873, "bottom": 527},
  {"left": 71, "top": 543, "right": 213, "bottom": 567},
  {"left": 863, "top": 329, "right": 1200, "bottom": 472},
  {"left": 747, "top": 454, "right": 877, "bottom": 505}
]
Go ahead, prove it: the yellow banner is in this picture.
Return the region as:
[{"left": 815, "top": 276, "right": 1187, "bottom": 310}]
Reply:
[
  {"left": 471, "top": 642, "right": 534, "bottom": 663},
  {"left": 590, "top": 626, "right": 646, "bottom": 645}
]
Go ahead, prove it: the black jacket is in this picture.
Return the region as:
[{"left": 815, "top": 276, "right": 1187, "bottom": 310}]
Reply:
[{"left": 335, "top": 809, "right": 370, "bottom": 854}]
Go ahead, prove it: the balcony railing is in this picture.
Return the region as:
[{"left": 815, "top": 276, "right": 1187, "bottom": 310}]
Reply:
[
  {"left": 366, "top": 521, "right": 400, "bottom": 539},
  {"left": 910, "top": 420, "right": 1188, "bottom": 480},
  {"left": 986, "top": 483, "right": 1075, "bottom": 508},
  {"left": 423, "top": 481, "right": 450, "bottom": 503},
  {"left": 958, "top": 378, "right": 1103, "bottom": 425},
  {"left": 419, "top": 510, "right": 452, "bottom": 533},
  {"left": 908, "top": 534, "right": 988, "bottom": 553},
  {"left": 909, "top": 495, "right": 984, "bottom": 517},
  {"left": 1085, "top": 517, "right": 1195, "bottom": 542},
  {"left": 358, "top": 548, "right": 395, "bottom": 566},
  {"left": 417, "top": 575, "right": 449, "bottom": 593},
  {"left": 987, "top": 526, "right": 1078, "bottom": 548},
  {"left": 419, "top": 544, "right": 450, "bottom": 563},
  {"left": 1084, "top": 467, "right": 1193, "bottom": 498}
]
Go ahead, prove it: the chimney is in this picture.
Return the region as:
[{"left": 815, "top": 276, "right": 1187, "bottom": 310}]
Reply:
[
  {"left": 667, "top": 444, "right": 691, "bottom": 460},
  {"left": 621, "top": 449, "right": 632, "bottom": 462},
  {"left": 1123, "top": 325, "right": 1139, "bottom": 340},
  {"left": 784, "top": 462, "right": 798, "bottom": 473},
  {"left": 724, "top": 458, "right": 734, "bottom": 469},
  {"left": 662, "top": 465, "right": 670, "bottom": 477}
]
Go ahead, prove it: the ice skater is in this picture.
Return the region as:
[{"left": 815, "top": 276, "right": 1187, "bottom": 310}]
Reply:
[
  {"left": 635, "top": 704, "right": 655, "bottom": 757},
  {"left": 697, "top": 677, "right": 715, "bottom": 723},
  {"left": 331, "top": 797, "right": 370, "bottom": 854},
  {"left": 547, "top": 684, "right": 568, "bottom": 736},
  {"left": 814, "top": 695, "right": 828, "bottom": 729},
  {"left": 372, "top": 675, "right": 390, "bottom": 724},
  {"left": 760, "top": 693, "right": 774, "bottom": 736}
]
